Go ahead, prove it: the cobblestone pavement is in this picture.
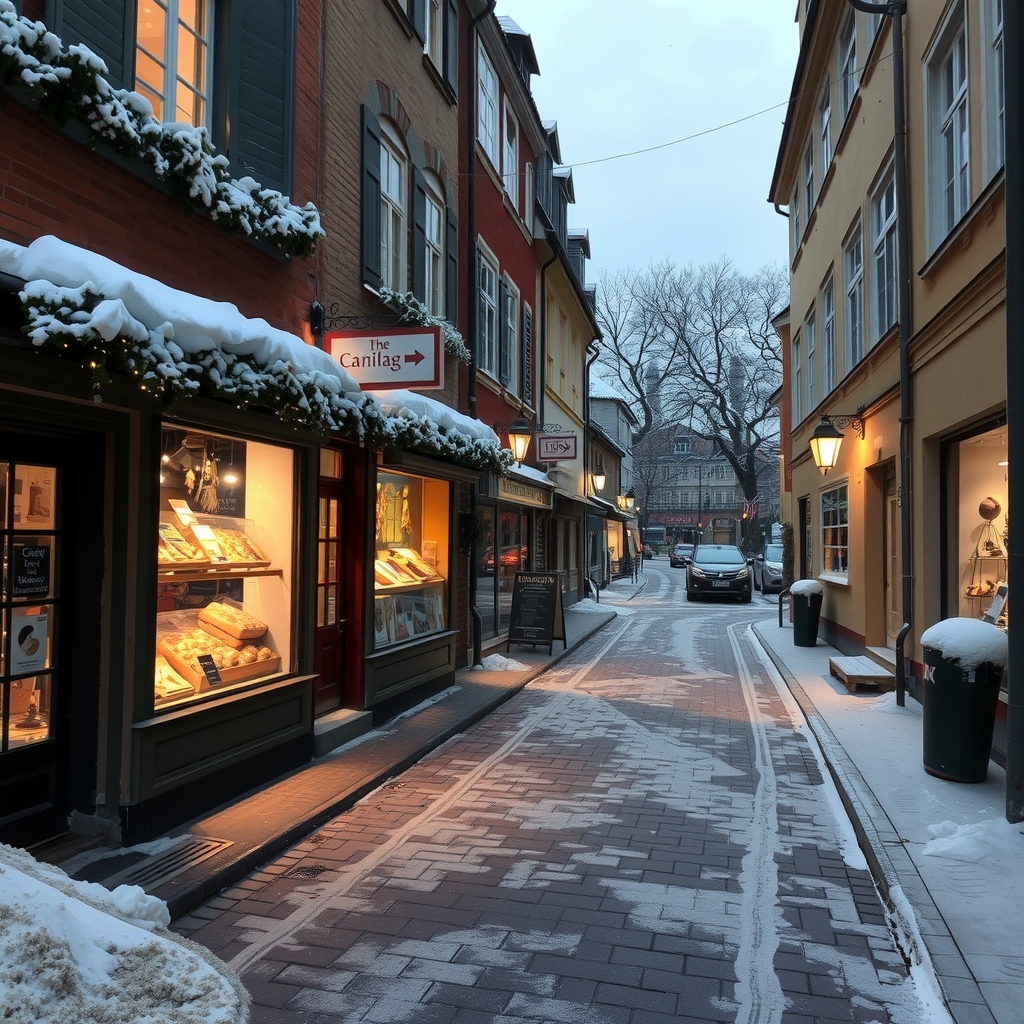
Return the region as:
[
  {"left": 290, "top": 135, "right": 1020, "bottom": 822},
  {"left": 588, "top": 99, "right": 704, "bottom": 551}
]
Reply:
[{"left": 174, "top": 594, "right": 942, "bottom": 1023}]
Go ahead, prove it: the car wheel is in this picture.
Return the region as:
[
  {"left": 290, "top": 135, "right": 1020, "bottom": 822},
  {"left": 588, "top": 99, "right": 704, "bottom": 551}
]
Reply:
[
  {"left": 686, "top": 589, "right": 694, "bottom": 601},
  {"left": 741, "top": 588, "right": 752, "bottom": 603},
  {"left": 753, "top": 573, "right": 760, "bottom": 592}
]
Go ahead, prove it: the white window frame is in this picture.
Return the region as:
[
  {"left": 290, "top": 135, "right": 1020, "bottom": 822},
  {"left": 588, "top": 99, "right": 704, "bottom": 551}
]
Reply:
[
  {"left": 477, "top": 47, "right": 499, "bottom": 166},
  {"left": 792, "top": 330, "right": 802, "bottom": 427},
  {"left": 501, "top": 276, "right": 520, "bottom": 395},
  {"left": 134, "top": 0, "right": 213, "bottom": 126},
  {"left": 478, "top": 247, "right": 499, "bottom": 378},
  {"left": 928, "top": 6, "right": 970, "bottom": 242},
  {"left": 871, "top": 169, "right": 897, "bottom": 342},
  {"left": 838, "top": 14, "right": 857, "bottom": 122},
  {"left": 380, "top": 123, "right": 407, "bottom": 292},
  {"left": 425, "top": 0, "right": 443, "bottom": 68},
  {"left": 791, "top": 184, "right": 801, "bottom": 255},
  {"left": 803, "top": 138, "right": 815, "bottom": 216},
  {"left": 983, "top": 0, "right": 1005, "bottom": 180},
  {"left": 819, "top": 80, "right": 832, "bottom": 171},
  {"left": 503, "top": 101, "right": 519, "bottom": 211},
  {"left": 822, "top": 277, "right": 836, "bottom": 394},
  {"left": 844, "top": 222, "right": 864, "bottom": 367},
  {"left": 821, "top": 482, "right": 849, "bottom": 576},
  {"left": 804, "top": 305, "right": 816, "bottom": 413},
  {"left": 424, "top": 176, "right": 445, "bottom": 317}
]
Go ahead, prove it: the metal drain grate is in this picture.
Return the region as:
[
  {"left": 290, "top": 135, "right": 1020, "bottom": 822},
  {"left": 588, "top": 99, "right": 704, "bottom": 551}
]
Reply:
[{"left": 102, "top": 836, "right": 234, "bottom": 890}]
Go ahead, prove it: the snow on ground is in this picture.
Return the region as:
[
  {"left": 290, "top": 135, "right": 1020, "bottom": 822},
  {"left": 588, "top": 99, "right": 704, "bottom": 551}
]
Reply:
[{"left": 0, "top": 844, "right": 248, "bottom": 1023}]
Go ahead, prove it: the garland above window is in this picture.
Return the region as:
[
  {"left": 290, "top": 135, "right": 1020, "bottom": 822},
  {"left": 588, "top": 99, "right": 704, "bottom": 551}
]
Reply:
[
  {"left": 0, "top": 2, "right": 324, "bottom": 259},
  {"left": 379, "top": 288, "right": 472, "bottom": 365}
]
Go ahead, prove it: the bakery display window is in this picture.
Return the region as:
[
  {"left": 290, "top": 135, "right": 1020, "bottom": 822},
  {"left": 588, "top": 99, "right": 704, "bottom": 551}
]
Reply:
[
  {"left": 373, "top": 470, "right": 449, "bottom": 649},
  {"left": 154, "top": 427, "right": 294, "bottom": 709}
]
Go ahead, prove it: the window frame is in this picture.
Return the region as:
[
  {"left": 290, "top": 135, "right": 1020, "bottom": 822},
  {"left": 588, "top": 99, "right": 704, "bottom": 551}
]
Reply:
[
  {"left": 423, "top": 175, "right": 445, "bottom": 317},
  {"left": 503, "top": 100, "right": 520, "bottom": 212},
  {"left": 477, "top": 245, "right": 500, "bottom": 379},
  {"left": 821, "top": 482, "right": 850, "bottom": 577},
  {"left": 380, "top": 122, "right": 408, "bottom": 293},
  {"left": 804, "top": 304, "right": 816, "bottom": 414},
  {"left": 838, "top": 14, "right": 857, "bottom": 123},
  {"left": 819, "top": 79, "right": 832, "bottom": 172},
  {"left": 424, "top": 0, "right": 443, "bottom": 68},
  {"left": 871, "top": 168, "right": 897, "bottom": 342},
  {"left": 822, "top": 276, "right": 836, "bottom": 394},
  {"left": 843, "top": 221, "right": 864, "bottom": 368},
  {"left": 803, "top": 137, "right": 815, "bottom": 217},
  {"left": 500, "top": 275, "right": 520, "bottom": 394},
  {"left": 983, "top": 0, "right": 1005, "bottom": 181},
  {"left": 792, "top": 330, "right": 802, "bottom": 427},
  {"left": 477, "top": 46, "right": 499, "bottom": 166}
]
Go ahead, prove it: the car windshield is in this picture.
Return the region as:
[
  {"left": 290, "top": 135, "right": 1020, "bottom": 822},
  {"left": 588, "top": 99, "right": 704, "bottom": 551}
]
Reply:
[
  {"left": 695, "top": 546, "right": 744, "bottom": 564},
  {"left": 764, "top": 544, "right": 783, "bottom": 560},
  {"left": 674, "top": 545, "right": 688, "bottom": 553}
]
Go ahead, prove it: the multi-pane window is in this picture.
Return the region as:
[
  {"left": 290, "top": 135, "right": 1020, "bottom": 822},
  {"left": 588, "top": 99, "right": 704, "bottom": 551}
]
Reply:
[
  {"left": 792, "top": 331, "right": 802, "bottom": 426},
  {"left": 819, "top": 81, "right": 832, "bottom": 171},
  {"left": 936, "top": 12, "right": 969, "bottom": 234},
  {"left": 872, "top": 171, "right": 897, "bottom": 340},
  {"left": 804, "top": 306, "right": 816, "bottom": 412},
  {"left": 822, "top": 278, "right": 836, "bottom": 393},
  {"left": 822, "top": 484, "right": 849, "bottom": 574},
  {"left": 134, "top": 0, "right": 211, "bottom": 125},
  {"left": 500, "top": 278, "right": 520, "bottom": 394},
  {"left": 425, "top": 0, "right": 443, "bottom": 68},
  {"left": 478, "top": 252, "right": 499, "bottom": 377},
  {"left": 477, "top": 48, "right": 499, "bottom": 165},
  {"left": 989, "top": 0, "right": 1005, "bottom": 172},
  {"left": 380, "top": 129, "right": 406, "bottom": 291},
  {"left": 791, "top": 185, "right": 801, "bottom": 254},
  {"left": 803, "top": 138, "right": 815, "bottom": 216},
  {"left": 504, "top": 104, "right": 519, "bottom": 211},
  {"left": 425, "top": 188, "right": 444, "bottom": 316},
  {"left": 844, "top": 225, "right": 864, "bottom": 366},
  {"left": 839, "top": 15, "right": 857, "bottom": 121}
]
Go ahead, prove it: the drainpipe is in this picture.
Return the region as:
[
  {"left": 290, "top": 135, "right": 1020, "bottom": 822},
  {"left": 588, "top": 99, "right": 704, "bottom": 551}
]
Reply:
[
  {"left": 585, "top": 341, "right": 600, "bottom": 594},
  {"left": 1003, "top": 0, "right": 1024, "bottom": 822},
  {"left": 848, "top": 0, "right": 911, "bottom": 707},
  {"left": 467, "top": 0, "right": 496, "bottom": 668}
]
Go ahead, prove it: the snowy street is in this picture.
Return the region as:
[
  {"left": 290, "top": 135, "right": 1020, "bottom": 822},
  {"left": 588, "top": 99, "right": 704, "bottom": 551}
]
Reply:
[{"left": 172, "top": 576, "right": 948, "bottom": 1023}]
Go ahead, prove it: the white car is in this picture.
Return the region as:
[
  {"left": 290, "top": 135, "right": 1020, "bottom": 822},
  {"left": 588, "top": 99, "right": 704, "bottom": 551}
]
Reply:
[{"left": 753, "top": 542, "right": 784, "bottom": 593}]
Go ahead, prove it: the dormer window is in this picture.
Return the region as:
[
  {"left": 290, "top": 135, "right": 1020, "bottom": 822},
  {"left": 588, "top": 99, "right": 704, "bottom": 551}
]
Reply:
[{"left": 674, "top": 436, "right": 692, "bottom": 455}]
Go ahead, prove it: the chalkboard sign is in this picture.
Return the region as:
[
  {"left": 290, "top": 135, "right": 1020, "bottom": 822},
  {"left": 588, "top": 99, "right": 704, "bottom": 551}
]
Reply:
[{"left": 507, "top": 572, "right": 566, "bottom": 654}]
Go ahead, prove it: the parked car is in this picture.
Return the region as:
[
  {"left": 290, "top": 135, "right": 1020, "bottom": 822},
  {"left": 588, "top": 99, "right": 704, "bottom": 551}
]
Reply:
[
  {"left": 685, "top": 543, "right": 752, "bottom": 602},
  {"left": 753, "top": 542, "right": 784, "bottom": 593},
  {"left": 669, "top": 543, "right": 692, "bottom": 568}
]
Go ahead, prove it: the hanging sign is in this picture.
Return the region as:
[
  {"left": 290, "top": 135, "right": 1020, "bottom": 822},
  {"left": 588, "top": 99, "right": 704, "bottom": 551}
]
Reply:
[
  {"left": 537, "top": 434, "right": 577, "bottom": 462},
  {"left": 326, "top": 326, "right": 443, "bottom": 390},
  {"left": 507, "top": 572, "right": 566, "bottom": 655}
]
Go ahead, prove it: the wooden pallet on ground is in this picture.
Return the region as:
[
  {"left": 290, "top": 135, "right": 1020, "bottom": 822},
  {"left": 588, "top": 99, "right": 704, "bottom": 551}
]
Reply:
[{"left": 828, "top": 655, "right": 896, "bottom": 693}]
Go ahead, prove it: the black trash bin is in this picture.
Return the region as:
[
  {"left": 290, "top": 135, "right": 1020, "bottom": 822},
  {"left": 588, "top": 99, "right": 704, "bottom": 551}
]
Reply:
[
  {"left": 791, "top": 585, "right": 823, "bottom": 647},
  {"left": 921, "top": 618, "right": 1006, "bottom": 783}
]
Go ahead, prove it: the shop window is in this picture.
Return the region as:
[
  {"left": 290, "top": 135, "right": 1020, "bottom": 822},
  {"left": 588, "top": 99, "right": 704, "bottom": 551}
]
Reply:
[
  {"left": 373, "top": 470, "right": 449, "bottom": 649},
  {"left": 821, "top": 483, "right": 849, "bottom": 575},
  {"left": 154, "top": 427, "right": 293, "bottom": 709},
  {"left": 0, "top": 462, "right": 58, "bottom": 750}
]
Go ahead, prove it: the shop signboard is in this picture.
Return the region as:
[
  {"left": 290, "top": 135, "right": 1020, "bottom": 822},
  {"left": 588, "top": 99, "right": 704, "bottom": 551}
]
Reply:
[
  {"left": 12, "top": 542, "right": 50, "bottom": 599},
  {"left": 537, "top": 434, "right": 577, "bottom": 462},
  {"left": 326, "top": 326, "right": 443, "bottom": 390},
  {"left": 507, "top": 572, "right": 566, "bottom": 655}
]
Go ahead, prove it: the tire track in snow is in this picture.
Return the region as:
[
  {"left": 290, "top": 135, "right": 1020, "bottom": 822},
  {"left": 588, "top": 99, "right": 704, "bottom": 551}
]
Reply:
[
  {"left": 225, "top": 617, "right": 634, "bottom": 977},
  {"left": 728, "top": 620, "right": 787, "bottom": 1024}
]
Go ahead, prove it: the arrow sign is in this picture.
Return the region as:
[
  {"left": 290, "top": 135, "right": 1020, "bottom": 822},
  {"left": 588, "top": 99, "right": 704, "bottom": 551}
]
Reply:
[{"left": 326, "top": 326, "right": 443, "bottom": 390}]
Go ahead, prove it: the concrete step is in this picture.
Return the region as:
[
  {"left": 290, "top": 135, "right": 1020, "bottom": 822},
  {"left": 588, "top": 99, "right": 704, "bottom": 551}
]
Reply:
[
  {"left": 865, "top": 645, "right": 897, "bottom": 671},
  {"left": 829, "top": 655, "right": 896, "bottom": 694},
  {"left": 314, "top": 708, "right": 373, "bottom": 757}
]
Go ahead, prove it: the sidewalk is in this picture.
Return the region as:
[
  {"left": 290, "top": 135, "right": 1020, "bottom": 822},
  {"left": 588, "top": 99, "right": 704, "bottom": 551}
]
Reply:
[
  {"left": 54, "top": 571, "right": 649, "bottom": 921},
  {"left": 753, "top": 617, "right": 1020, "bottom": 1024}
]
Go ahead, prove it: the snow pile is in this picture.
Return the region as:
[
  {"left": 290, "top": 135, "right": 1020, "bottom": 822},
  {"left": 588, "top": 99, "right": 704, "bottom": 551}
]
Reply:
[
  {"left": 566, "top": 598, "right": 605, "bottom": 614},
  {"left": 922, "top": 818, "right": 1024, "bottom": 864},
  {"left": 0, "top": 0, "right": 322, "bottom": 257},
  {"left": 0, "top": 843, "right": 249, "bottom": 1023},
  {"left": 477, "top": 653, "right": 529, "bottom": 671},
  {"left": 920, "top": 617, "right": 1008, "bottom": 670},
  {"left": 790, "top": 579, "right": 823, "bottom": 596}
]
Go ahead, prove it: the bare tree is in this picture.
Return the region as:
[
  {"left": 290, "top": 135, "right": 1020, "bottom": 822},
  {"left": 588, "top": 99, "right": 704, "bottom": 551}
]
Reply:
[{"left": 595, "top": 257, "right": 787, "bottom": 548}]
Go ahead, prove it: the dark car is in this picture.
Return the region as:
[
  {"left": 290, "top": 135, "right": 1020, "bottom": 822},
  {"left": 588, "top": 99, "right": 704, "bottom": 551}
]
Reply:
[
  {"left": 685, "top": 543, "right": 752, "bottom": 602},
  {"left": 753, "top": 542, "right": 784, "bottom": 593},
  {"left": 669, "top": 543, "right": 692, "bottom": 568}
]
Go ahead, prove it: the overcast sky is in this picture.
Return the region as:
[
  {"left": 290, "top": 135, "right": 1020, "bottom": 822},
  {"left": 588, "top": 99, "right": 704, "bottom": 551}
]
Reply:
[{"left": 496, "top": 0, "right": 800, "bottom": 282}]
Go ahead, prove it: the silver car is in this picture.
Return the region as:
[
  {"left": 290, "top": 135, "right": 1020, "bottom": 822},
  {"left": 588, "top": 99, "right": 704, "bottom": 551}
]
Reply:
[
  {"left": 753, "top": 542, "right": 784, "bottom": 593},
  {"left": 685, "top": 544, "right": 752, "bottom": 602}
]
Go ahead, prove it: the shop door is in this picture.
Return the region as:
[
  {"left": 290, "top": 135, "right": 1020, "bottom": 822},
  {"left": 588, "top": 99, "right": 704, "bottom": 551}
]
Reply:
[
  {"left": 885, "top": 466, "right": 901, "bottom": 645},
  {"left": 0, "top": 450, "right": 71, "bottom": 847},
  {"left": 313, "top": 450, "right": 351, "bottom": 716}
]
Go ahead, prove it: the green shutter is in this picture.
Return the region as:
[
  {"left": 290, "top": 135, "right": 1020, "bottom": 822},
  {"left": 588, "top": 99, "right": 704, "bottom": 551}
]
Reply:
[
  {"left": 47, "top": 0, "right": 133, "bottom": 88},
  {"left": 443, "top": 0, "right": 458, "bottom": 96},
  {"left": 411, "top": 167, "right": 427, "bottom": 303},
  {"left": 445, "top": 208, "right": 458, "bottom": 327},
  {"left": 361, "top": 106, "right": 383, "bottom": 291}
]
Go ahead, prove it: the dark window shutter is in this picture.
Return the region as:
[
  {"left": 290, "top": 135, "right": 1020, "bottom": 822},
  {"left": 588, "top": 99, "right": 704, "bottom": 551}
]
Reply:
[
  {"left": 411, "top": 167, "right": 427, "bottom": 303},
  {"left": 410, "top": 0, "right": 426, "bottom": 42},
  {"left": 229, "top": 0, "right": 295, "bottom": 195},
  {"left": 474, "top": 244, "right": 484, "bottom": 365},
  {"left": 48, "top": 0, "right": 133, "bottom": 88},
  {"left": 498, "top": 278, "right": 510, "bottom": 386},
  {"left": 361, "top": 106, "right": 383, "bottom": 291},
  {"left": 522, "top": 305, "right": 533, "bottom": 406},
  {"left": 443, "top": 0, "right": 459, "bottom": 96},
  {"left": 445, "top": 208, "right": 459, "bottom": 328}
]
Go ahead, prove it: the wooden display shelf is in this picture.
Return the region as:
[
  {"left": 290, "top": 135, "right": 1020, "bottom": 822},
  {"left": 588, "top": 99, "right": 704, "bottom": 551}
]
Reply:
[{"left": 158, "top": 566, "right": 283, "bottom": 584}]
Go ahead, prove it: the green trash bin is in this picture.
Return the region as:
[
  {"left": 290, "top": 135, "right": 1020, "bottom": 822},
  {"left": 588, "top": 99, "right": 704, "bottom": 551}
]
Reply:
[
  {"left": 791, "top": 582, "right": 823, "bottom": 647},
  {"left": 921, "top": 618, "right": 1006, "bottom": 783}
]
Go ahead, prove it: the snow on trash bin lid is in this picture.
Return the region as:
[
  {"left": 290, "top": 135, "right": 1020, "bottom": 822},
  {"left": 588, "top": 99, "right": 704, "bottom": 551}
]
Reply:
[
  {"left": 920, "top": 617, "right": 1008, "bottom": 670},
  {"left": 790, "top": 579, "right": 823, "bottom": 596}
]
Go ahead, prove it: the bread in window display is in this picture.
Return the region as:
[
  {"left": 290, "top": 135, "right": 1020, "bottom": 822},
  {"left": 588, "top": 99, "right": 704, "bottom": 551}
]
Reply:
[
  {"left": 198, "top": 601, "right": 268, "bottom": 639},
  {"left": 210, "top": 527, "right": 269, "bottom": 565}
]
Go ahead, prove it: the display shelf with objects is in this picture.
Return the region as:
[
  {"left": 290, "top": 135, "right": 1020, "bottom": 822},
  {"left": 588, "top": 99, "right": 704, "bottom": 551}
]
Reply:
[{"left": 960, "top": 498, "right": 1008, "bottom": 626}]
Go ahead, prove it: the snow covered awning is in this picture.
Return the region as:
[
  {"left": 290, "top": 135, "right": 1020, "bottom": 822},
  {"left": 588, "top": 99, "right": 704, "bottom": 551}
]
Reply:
[{"left": 0, "top": 235, "right": 509, "bottom": 471}]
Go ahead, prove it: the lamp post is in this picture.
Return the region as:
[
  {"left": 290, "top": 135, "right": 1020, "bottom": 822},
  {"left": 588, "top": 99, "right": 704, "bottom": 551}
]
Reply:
[
  {"left": 593, "top": 461, "right": 606, "bottom": 493},
  {"left": 808, "top": 414, "right": 865, "bottom": 475},
  {"left": 497, "top": 415, "right": 532, "bottom": 466}
]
